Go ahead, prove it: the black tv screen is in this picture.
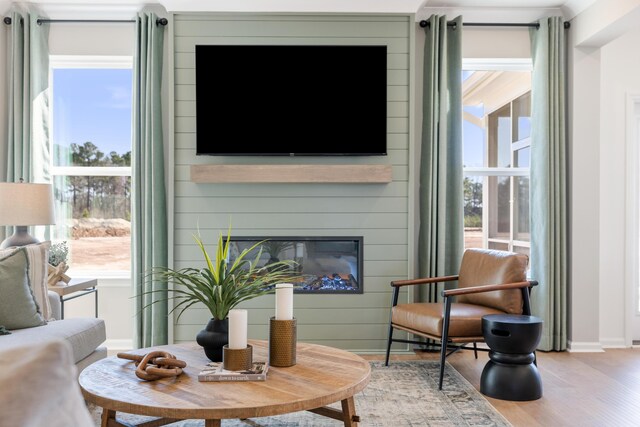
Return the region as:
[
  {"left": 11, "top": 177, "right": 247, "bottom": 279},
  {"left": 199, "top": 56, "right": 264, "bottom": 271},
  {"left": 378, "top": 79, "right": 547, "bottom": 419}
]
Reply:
[{"left": 195, "top": 45, "right": 387, "bottom": 156}]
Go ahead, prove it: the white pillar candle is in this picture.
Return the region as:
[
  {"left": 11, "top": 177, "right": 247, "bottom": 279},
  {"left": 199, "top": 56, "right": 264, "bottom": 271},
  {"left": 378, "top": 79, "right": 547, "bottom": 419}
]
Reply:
[
  {"left": 275, "top": 283, "right": 294, "bottom": 320},
  {"left": 228, "top": 309, "right": 248, "bottom": 349}
]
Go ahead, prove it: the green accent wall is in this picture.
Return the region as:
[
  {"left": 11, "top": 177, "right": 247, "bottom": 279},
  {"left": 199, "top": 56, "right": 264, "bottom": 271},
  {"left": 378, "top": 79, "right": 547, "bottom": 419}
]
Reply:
[{"left": 172, "top": 13, "right": 413, "bottom": 352}]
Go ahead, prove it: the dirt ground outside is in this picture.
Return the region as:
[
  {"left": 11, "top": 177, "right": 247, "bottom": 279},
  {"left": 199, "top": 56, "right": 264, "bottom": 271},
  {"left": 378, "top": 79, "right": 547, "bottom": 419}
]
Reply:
[
  {"left": 70, "top": 236, "right": 131, "bottom": 271},
  {"left": 464, "top": 228, "right": 483, "bottom": 249}
]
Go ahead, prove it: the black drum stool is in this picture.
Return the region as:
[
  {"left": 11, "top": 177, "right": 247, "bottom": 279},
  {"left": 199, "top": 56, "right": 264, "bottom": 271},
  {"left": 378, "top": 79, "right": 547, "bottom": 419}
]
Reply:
[{"left": 480, "top": 314, "right": 543, "bottom": 401}]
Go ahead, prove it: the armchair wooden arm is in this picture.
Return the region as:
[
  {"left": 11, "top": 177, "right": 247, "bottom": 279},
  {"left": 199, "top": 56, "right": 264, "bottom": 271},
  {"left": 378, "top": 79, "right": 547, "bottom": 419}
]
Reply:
[
  {"left": 390, "top": 275, "right": 459, "bottom": 288},
  {"left": 442, "top": 280, "right": 538, "bottom": 297},
  {"left": 389, "top": 275, "right": 460, "bottom": 309}
]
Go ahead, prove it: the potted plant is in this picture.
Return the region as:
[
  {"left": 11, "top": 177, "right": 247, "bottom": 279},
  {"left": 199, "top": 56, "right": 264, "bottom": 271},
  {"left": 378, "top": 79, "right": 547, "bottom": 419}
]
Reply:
[
  {"left": 148, "top": 229, "right": 294, "bottom": 361},
  {"left": 47, "top": 241, "right": 71, "bottom": 286}
]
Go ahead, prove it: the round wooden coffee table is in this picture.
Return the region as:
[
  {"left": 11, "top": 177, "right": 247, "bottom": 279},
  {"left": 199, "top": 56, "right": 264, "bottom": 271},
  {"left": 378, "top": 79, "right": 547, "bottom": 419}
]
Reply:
[{"left": 80, "top": 340, "right": 370, "bottom": 427}]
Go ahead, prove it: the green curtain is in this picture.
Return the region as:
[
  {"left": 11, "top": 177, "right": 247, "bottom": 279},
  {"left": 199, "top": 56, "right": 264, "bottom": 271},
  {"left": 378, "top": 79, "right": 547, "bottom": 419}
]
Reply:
[
  {"left": 132, "top": 12, "right": 168, "bottom": 348},
  {"left": 6, "top": 10, "right": 50, "bottom": 184},
  {"left": 418, "top": 15, "right": 464, "bottom": 300},
  {"left": 5, "top": 10, "right": 50, "bottom": 242},
  {"left": 529, "top": 17, "right": 567, "bottom": 351}
]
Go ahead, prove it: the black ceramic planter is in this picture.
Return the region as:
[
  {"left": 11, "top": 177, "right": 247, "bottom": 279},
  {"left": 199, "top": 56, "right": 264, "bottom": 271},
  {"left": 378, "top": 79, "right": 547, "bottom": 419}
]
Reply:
[{"left": 196, "top": 318, "right": 228, "bottom": 362}]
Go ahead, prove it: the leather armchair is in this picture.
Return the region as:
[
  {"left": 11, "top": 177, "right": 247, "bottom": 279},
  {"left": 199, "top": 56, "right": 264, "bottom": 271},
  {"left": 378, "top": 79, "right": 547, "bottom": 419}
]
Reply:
[{"left": 385, "top": 248, "right": 538, "bottom": 389}]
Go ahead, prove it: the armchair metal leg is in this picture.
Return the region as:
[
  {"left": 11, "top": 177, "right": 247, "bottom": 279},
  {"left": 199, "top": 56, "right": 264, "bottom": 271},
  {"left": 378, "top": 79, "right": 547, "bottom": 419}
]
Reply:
[
  {"left": 438, "top": 297, "right": 452, "bottom": 390},
  {"left": 473, "top": 342, "right": 478, "bottom": 359},
  {"left": 385, "top": 323, "right": 394, "bottom": 366},
  {"left": 386, "top": 284, "right": 401, "bottom": 367}
]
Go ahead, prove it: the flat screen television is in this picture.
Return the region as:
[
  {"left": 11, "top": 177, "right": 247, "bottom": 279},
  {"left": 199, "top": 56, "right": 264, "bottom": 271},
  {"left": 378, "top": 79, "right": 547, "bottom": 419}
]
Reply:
[{"left": 195, "top": 45, "right": 387, "bottom": 156}]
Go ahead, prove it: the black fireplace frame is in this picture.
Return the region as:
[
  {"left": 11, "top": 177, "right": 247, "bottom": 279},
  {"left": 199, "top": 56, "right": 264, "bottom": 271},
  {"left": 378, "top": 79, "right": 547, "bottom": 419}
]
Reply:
[{"left": 226, "top": 236, "right": 364, "bottom": 294}]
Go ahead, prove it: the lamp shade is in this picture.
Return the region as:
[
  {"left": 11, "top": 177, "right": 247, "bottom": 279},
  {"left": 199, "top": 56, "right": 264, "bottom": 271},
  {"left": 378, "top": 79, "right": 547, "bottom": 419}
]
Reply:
[{"left": 0, "top": 183, "right": 56, "bottom": 226}]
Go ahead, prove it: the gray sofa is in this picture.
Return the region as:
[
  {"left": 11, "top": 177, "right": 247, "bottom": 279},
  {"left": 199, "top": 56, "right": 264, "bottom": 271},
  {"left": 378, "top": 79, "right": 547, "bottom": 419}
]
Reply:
[{"left": 1, "top": 290, "right": 106, "bottom": 372}]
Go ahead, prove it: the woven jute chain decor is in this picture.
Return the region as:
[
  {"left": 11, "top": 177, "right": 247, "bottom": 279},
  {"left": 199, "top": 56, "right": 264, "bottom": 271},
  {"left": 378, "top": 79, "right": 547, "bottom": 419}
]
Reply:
[{"left": 117, "top": 351, "right": 187, "bottom": 381}]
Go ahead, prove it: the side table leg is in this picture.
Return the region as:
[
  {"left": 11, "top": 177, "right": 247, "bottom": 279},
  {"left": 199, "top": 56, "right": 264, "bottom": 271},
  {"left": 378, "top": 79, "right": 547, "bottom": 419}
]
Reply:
[
  {"left": 341, "top": 396, "right": 360, "bottom": 427},
  {"left": 205, "top": 420, "right": 221, "bottom": 427}
]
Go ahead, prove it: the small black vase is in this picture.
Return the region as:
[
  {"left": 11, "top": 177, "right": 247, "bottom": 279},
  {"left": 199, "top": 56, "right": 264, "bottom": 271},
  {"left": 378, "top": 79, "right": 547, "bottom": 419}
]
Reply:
[{"left": 196, "top": 318, "right": 228, "bottom": 362}]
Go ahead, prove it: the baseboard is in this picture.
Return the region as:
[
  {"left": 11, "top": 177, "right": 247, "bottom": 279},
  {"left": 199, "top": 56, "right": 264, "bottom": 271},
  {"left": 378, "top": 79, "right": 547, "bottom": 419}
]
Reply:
[
  {"left": 105, "top": 339, "right": 133, "bottom": 352},
  {"left": 567, "top": 340, "right": 605, "bottom": 352},
  {"left": 600, "top": 338, "right": 629, "bottom": 349}
]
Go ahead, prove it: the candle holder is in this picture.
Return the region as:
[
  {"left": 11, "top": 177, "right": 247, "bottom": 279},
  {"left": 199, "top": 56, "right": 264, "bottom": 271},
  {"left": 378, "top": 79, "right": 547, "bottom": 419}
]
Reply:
[
  {"left": 269, "top": 317, "right": 297, "bottom": 367},
  {"left": 223, "top": 345, "right": 253, "bottom": 371}
]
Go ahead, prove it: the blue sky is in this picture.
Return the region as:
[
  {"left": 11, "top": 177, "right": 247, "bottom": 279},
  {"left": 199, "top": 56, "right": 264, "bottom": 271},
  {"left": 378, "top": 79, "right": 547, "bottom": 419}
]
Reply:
[{"left": 53, "top": 68, "right": 132, "bottom": 160}]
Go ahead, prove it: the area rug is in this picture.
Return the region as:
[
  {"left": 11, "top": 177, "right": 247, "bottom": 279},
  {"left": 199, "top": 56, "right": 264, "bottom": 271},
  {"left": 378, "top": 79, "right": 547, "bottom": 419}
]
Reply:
[{"left": 89, "top": 361, "right": 510, "bottom": 427}]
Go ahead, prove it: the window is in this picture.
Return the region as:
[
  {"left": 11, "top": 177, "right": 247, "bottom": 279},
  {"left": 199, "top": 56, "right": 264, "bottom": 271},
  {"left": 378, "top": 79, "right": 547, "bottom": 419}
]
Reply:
[
  {"left": 462, "top": 60, "right": 532, "bottom": 258},
  {"left": 50, "top": 56, "right": 133, "bottom": 277}
]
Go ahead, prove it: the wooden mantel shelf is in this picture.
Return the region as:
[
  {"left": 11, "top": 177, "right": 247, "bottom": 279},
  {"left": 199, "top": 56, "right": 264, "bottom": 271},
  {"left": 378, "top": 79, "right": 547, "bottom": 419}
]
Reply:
[{"left": 190, "top": 164, "right": 393, "bottom": 184}]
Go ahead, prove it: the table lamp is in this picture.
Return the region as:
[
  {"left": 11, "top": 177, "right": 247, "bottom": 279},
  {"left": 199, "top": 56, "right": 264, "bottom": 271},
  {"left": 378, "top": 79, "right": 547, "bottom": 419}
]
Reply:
[{"left": 0, "top": 182, "right": 56, "bottom": 249}]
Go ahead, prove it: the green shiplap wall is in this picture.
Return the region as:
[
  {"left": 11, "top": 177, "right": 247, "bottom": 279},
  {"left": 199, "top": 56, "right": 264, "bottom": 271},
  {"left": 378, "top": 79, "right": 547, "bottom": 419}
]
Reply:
[{"left": 172, "top": 13, "right": 413, "bottom": 352}]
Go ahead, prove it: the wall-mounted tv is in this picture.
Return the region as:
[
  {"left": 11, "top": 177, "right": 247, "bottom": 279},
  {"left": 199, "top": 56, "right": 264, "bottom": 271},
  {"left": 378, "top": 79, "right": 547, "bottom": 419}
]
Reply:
[{"left": 195, "top": 45, "right": 387, "bottom": 156}]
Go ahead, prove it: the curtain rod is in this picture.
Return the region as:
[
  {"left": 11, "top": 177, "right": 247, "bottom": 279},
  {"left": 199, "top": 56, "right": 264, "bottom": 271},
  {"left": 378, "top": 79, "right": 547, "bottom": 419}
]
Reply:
[
  {"left": 3, "top": 17, "right": 168, "bottom": 26},
  {"left": 419, "top": 20, "right": 570, "bottom": 29}
]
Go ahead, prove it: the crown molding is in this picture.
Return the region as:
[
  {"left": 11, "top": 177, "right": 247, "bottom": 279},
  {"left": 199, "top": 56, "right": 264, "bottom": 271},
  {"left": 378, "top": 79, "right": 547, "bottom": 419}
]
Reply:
[
  {"left": 562, "top": 0, "right": 597, "bottom": 19},
  {"left": 160, "top": 0, "right": 422, "bottom": 14},
  {"left": 418, "top": 6, "right": 567, "bottom": 22},
  {"left": 3, "top": 1, "right": 153, "bottom": 19}
]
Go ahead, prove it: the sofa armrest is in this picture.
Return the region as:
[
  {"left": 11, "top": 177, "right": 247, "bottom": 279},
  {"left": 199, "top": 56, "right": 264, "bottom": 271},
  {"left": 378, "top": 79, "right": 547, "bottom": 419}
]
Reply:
[
  {"left": 0, "top": 340, "right": 94, "bottom": 426},
  {"left": 48, "top": 290, "right": 61, "bottom": 320}
]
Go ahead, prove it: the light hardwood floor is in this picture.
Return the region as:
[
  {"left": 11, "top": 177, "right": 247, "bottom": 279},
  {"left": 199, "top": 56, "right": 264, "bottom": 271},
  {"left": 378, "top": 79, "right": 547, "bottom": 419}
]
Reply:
[{"left": 365, "top": 348, "right": 640, "bottom": 427}]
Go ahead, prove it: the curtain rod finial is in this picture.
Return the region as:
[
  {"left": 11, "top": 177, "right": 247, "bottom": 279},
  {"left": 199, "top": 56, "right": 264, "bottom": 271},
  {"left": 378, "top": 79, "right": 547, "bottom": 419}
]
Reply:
[
  {"left": 156, "top": 17, "right": 168, "bottom": 26},
  {"left": 419, "top": 20, "right": 428, "bottom": 28},
  {"left": 3, "top": 16, "right": 11, "bottom": 25}
]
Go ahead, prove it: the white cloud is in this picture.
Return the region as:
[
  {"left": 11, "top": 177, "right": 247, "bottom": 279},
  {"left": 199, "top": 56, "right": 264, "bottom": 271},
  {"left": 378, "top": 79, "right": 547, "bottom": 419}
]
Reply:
[{"left": 100, "top": 85, "right": 132, "bottom": 110}]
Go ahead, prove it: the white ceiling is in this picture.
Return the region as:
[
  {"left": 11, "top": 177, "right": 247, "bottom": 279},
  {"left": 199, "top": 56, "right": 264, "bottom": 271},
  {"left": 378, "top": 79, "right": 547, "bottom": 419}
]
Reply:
[{"left": 0, "top": 0, "right": 598, "bottom": 20}]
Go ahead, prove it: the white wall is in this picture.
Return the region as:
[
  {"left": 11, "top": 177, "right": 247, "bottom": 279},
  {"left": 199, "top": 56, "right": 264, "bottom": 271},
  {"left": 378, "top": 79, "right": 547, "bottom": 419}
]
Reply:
[
  {"left": 567, "top": 41, "right": 601, "bottom": 350},
  {"left": 48, "top": 24, "right": 134, "bottom": 55},
  {"left": 598, "top": 28, "right": 640, "bottom": 346},
  {"left": 462, "top": 28, "right": 530, "bottom": 59},
  {"left": 568, "top": 0, "right": 640, "bottom": 350}
]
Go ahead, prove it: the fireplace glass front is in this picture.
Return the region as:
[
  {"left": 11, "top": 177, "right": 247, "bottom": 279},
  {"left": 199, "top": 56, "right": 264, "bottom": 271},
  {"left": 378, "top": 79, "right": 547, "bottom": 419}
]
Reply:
[{"left": 227, "top": 237, "right": 363, "bottom": 294}]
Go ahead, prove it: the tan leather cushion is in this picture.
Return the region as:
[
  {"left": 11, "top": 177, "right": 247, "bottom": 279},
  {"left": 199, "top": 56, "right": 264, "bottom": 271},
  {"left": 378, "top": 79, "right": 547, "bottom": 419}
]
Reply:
[
  {"left": 457, "top": 249, "right": 528, "bottom": 314},
  {"left": 392, "top": 303, "right": 506, "bottom": 338}
]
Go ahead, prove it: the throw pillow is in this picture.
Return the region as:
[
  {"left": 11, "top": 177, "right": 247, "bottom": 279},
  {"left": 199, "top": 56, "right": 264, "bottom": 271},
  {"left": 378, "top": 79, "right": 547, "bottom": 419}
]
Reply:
[
  {"left": 0, "top": 248, "right": 46, "bottom": 329},
  {"left": 0, "top": 241, "right": 53, "bottom": 321}
]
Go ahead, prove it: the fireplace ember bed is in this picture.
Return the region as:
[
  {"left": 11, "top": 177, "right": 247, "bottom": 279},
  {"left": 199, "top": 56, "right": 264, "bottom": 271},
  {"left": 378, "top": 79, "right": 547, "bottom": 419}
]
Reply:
[{"left": 227, "top": 236, "right": 364, "bottom": 294}]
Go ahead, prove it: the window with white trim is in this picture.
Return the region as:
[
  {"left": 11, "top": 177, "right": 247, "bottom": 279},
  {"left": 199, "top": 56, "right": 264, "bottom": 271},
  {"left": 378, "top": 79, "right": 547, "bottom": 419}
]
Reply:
[
  {"left": 462, "top": 59, "right": 532, "bottom": 257},
  {"left": 50, "top": 56, "right": 133, "bottom": 278}
]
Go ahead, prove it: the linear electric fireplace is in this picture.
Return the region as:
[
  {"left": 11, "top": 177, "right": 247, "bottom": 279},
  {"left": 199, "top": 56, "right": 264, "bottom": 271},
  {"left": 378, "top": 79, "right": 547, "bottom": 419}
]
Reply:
[{"left": 227, "top": 237, "right": 363, "bottom": 294}]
